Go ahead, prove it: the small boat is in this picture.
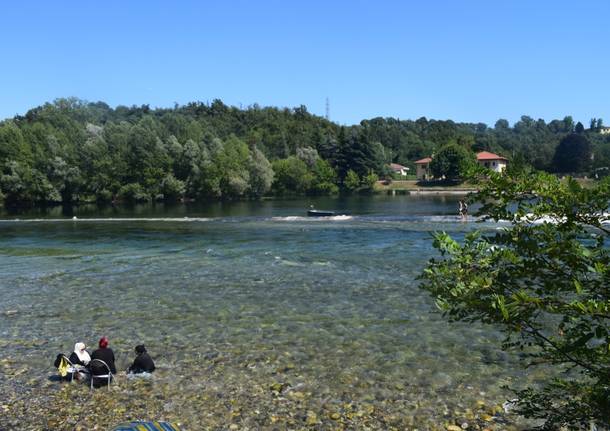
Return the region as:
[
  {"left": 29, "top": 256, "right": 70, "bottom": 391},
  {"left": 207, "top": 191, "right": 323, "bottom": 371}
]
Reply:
[{"left": 307, "top": 209, "right": 335, "bottom": 217}]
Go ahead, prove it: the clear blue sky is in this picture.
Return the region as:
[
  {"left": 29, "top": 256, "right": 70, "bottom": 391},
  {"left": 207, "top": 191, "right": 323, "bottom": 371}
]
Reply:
[{"left": 1, "top": 1, "right": 608, "bottom": 126}]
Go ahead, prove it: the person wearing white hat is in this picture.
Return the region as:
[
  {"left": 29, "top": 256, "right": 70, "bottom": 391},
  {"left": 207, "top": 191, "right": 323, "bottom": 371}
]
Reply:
[
  {"left": 69, "top": 342, "right": 91, "bottom": 366},
  {"left": 68, "top": 342, "right": 91, "bottom": 380}
]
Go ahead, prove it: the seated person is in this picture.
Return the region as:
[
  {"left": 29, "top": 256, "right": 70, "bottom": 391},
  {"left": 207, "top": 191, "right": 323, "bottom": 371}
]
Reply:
[
  {"left": 69, "top": 342, "right": 91, "bottom": 367},
  {"left": 90, "top": 336, "right": 117, "bottom": 377},
  {"left": 69, "top": 342, "right": 91, "bottom": 379},
  {"left": 128, "top": 344, "right": 156, "bottom": 374}
]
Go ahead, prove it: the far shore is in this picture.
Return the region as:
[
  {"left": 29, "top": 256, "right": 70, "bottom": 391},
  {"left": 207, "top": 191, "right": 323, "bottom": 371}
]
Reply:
[
  {"left": 407, "top": 189, "right": 474, "bottom": 195},
  {"left": 374, "top": 179, "right": 477, "bottom": 195}
]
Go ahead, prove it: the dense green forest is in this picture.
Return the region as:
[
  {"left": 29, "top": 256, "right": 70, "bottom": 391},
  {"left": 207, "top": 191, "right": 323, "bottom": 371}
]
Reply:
[{"left": 1, "top": 97, "right": 609, "bottom": 207}]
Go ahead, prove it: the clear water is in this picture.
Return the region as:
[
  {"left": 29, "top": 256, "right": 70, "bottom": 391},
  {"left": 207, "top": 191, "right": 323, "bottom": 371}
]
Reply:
[{"left": 0, "top": 196, "right": 537, "bottom": 429}]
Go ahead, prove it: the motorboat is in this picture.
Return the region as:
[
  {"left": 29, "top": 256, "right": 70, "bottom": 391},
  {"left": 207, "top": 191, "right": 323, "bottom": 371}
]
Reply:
[{"left": 307, "top": 209, "right": 335, "bottom": 217}]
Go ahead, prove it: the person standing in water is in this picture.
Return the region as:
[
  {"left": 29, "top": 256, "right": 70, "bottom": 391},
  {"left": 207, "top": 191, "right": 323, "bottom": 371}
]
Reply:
[{"left": 458, "top": 199, "right": 468, "bottom": 220}]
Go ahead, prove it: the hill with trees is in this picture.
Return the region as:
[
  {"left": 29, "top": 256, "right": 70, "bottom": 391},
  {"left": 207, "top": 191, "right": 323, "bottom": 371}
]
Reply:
[{"left": 1, "top": 98, "right": 609, "bottom": 207}]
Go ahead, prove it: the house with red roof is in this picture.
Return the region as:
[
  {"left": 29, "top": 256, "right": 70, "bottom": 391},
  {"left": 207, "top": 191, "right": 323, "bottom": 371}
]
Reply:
[
  {"left": 413, "top": 151, "right": 508, "bottom": 180},
  {"left": 476, "top": 151, "right": 508, "bottom": 173},
  {"left": 389, "top": 163, "right": 409, "bottom": 176}
]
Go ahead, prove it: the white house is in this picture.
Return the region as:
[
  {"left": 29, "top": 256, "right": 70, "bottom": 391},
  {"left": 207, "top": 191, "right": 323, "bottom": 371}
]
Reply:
[
  {"left": 414, "top": 157, "right": 432, "bottom": 180},
  {"left": 476, "top": 151, "right": 508, "bottom": 173},
  {"left": 389, "top": 163, "right": 409, "bottom": 176}
]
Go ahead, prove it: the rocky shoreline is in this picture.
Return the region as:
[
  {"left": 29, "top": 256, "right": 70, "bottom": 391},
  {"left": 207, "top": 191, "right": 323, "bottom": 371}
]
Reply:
[{"left": 1, "top": 351, "right": 524, "bottom": 431}]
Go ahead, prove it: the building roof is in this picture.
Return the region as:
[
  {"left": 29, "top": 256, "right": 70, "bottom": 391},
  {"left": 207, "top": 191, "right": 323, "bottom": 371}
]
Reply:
[
  {"left": 389, "top": 163, "right": 409, "bottom": 170},
  {"left": 476, "top": 151, "right": 507, "bottom": 161},
  {"left": 414, "top": 157, "right": 432, "bottom": 164}
]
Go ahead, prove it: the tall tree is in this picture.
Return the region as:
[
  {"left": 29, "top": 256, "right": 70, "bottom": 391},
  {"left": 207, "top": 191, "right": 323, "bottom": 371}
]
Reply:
[
  {"left": 552, "top": 133, "right": 592, "bottom": 173},
  {"left": 429, "top": 143, "right": 474, "bottom": 180},
  {"left": 420, "top": 171, "right": 610, "bottom": 429}
]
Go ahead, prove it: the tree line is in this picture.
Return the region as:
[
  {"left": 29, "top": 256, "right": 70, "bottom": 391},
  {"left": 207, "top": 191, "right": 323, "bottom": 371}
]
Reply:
[{"left": 0, "top": 97, "right": 608, "bottom": 207}]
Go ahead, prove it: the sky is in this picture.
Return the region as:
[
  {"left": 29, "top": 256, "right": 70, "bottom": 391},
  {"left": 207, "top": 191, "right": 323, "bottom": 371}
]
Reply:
[{"left": 1, "top": 0, "right": 609, "bottom": 126}]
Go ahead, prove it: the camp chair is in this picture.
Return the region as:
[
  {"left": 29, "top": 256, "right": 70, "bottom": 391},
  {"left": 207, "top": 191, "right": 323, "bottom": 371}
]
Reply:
[
  {"left": 56, "top": 355, "right": 78, "bottom": 382},
  {"left": 112, "top": 420, "right": 181, "bottom": 431},
  {"left": 89, "top": 358, "right": 113, "bottom": 388}
]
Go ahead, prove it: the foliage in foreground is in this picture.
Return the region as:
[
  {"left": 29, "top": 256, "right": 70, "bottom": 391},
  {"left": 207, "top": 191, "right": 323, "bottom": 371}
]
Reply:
[{"left": 420, "top": 170, "right": 610, "bottom": 429}]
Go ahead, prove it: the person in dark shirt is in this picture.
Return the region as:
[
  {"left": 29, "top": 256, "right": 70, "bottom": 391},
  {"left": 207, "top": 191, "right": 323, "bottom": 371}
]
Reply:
[
  {"left": 128, "top": 344, "right": 155, "bottom": 374},
  {"left": 90, "top": 336, "right": 117, "bottom": 375}
]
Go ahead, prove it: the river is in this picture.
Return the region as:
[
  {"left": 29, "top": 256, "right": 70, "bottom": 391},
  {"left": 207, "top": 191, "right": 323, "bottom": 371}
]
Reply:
[{"left": 0, "top": 195, "right": 538, "bottom": 430}]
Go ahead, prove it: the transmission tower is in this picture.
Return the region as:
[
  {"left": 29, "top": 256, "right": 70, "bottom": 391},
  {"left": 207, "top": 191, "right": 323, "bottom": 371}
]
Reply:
[{"left": 325, "top": 97, "right": 330, "bottom": 121}]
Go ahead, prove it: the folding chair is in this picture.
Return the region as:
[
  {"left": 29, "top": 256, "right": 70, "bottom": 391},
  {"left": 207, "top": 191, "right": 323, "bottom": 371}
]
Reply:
[
  {"left": 89, "top": 358, "right": 113, "bottom": 388},
  {"left": 56, "top": 355, "right": 78, "bottom": 382}
]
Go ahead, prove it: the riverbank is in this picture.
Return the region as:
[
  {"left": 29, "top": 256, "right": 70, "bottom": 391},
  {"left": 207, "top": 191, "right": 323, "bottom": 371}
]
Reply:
[
  {"left": 374, "top": 180, "right": 477, "bottom": 195},
  {"left": 1, "top": 350, "right": 520, "bottom": 430}
]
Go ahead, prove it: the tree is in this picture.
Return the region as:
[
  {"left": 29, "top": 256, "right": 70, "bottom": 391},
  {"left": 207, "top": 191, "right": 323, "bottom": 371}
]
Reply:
[
  {"left": 159, "top": 173, "right": 185, "bottom": 201},
  {"left": 361, "top": 170, "right": 379, "bottom": 192},
  {"left": 310, "top": 159, "right": 338, "bottom": 194},
  {"left": 552, "top": 133, "right": 592, "bottom": 173},
  {"left": 0, "top": 161, "right": 34, "bottom": 204},
  {"left": 335, "top": 128, "right": 375, "bottom": 180},
  {"left": 575, "top": 121, "right": 585, "bottom": 134},
  {"left": 0, "top": 121, "right": 31, "bottom": 163},
  {"left": 343, "top": 169, "right": 360, "bottom": 191},
  {"left": 271, "top": 157, "right": 312, "bottom": 194},
  {"left": 215, "top": 135, "right": 250, "bottom": 197},
  {"left": 563, "top": 116, "right": 575, "bottom": 133},
  {"left": 420, "top": 171, "right": 610, "bottom": 428},
  {"left": 118, "top": 183, "right": 150, "bottom": 203},
  {"left": 429, "top": 144, "right": 474, "bottom": 180},
  {"left": 296, "top": 146, "right": 319, "bottom": 168},
  {"left": 494, "top": 119, "right": 510, "bottom": 130},
  {"left": 47, "top": 156, "right": 82, "bottom": 203},
  {"left": 248, "top": 147, "right": 273, "bottom": 197},
  {"left": 0, "top": 161, "right": 59, "bottom": 204}
]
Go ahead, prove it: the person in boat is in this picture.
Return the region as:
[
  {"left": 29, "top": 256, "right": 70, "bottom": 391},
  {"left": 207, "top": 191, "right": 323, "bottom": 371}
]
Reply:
[
  {"left": 128, "top": 344, "right": 156, "bottom": 374},
  {"left": 90, "top": 336, "right": 117, "bottom": 376}
]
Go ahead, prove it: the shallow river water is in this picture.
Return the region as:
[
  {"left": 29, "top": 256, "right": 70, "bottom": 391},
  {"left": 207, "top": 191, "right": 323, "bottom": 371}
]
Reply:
[{"left": 0, "top": 196, "right": 541, "bottom": 430}]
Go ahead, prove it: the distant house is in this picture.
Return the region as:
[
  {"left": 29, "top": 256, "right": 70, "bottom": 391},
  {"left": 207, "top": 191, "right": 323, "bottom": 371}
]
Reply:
[
  {"left": 476, "top": 151, "right": 508, "bottom": 173},
  {"left": 414, "top": 157, "right": 432, "bottom": 180},
  {"left": 389, "top": 163, "right": 409, "bottom": 176},
  {"left": 599, "top": 127, "right": 610, "bottom": 135},
  {"left": 414, "top": 151, "right": 508, "bottom": 180}
]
